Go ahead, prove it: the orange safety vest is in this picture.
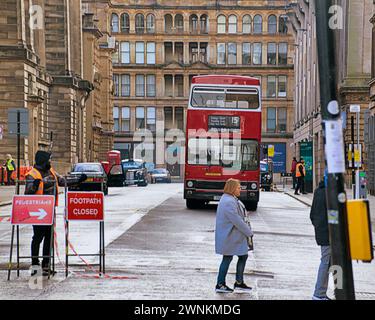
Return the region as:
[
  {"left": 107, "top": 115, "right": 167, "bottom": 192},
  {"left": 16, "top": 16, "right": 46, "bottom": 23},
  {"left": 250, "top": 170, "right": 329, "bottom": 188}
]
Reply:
[
  {"left": 295, "top": 163, "right": 306, "bottom": 178},
  {"left": 26, "top": 167, "right": 59, "bottom": 206}
]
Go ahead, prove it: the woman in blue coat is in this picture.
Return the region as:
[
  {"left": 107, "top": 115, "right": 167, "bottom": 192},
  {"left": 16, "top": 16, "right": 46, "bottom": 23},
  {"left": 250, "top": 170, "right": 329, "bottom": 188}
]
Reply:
[{"left": 215, "top": 178, "right": 254, "bottom": 293}]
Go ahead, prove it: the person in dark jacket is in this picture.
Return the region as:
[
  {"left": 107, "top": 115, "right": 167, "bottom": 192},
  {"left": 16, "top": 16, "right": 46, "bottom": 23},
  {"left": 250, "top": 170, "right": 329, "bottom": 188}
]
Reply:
[
  {"left": 25, "top": 150, "right": 86, "bottom": 276},
  {"left": 291, "top": 157, "right": 297, "bottom": 189},
  {"left": 310, "top": 180, "right": 331, "bottom": 300}
]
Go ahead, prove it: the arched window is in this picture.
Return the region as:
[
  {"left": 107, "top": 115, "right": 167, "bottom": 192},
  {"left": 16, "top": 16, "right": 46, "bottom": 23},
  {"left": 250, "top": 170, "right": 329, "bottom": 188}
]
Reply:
[
  {"left": 200, "top": 14, "right": 208, "bottom": 34},
  {"left": 279, "top": 15, "right": 288, "bottom": 34},
  {"left": 111, "top": 13, "right": 119, "bottom": 33},
  {"left": 254, "top": 15, "right": 263, "bottom": 34},
  {"left": 268, "top": 15, "right": 277, "bottom": 34},
  {"left": 217, "top": 15, "right": 226, "bottom": 34},
  {"left": 146, "top": 14, "right": 155, "bottom": 33},
  {"left": 135, "top": 13, "right": 144, "bottom": 34},
  {"left": 175, "top": 14, "right": 184, "bottom": 33},
  {"left": 190, "top": 14, "right": 198, "bottom": 33},
  {"left": 228, "top": 15, "right": 237, "bottom": 34},
  {"left": 242, "top": 15, "right": 251, "bottom": 34},
  {"left": 165, "top": 14, "right": 173, "bottom": 33},
  {"left": 120, "top": 13, "right": 129, "bottom": 33}
]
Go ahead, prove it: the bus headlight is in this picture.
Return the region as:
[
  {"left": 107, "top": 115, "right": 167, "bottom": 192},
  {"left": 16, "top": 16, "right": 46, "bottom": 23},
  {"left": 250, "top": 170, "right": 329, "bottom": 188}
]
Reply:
[
  {"left": 251, "top": 183, "right": 257, "bottom": 190},
  {"left": 187, "top": 181, "right": 194, "bottom": 188}
]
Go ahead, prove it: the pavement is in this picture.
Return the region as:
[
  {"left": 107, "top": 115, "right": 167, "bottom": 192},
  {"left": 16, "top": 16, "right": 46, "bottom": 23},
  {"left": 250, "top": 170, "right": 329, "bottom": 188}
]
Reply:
[
  {"left": 276, "top": 183, "right": 375, "bottom": 229},
  {"left": 0, "top": 184, "right": 375, "bottom": 300}
]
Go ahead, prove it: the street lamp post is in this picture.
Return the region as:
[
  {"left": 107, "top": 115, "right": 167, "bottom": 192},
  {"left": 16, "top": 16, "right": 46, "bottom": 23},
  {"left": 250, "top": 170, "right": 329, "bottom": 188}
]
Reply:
[{"left": 315, "top": 0, "right": 356, "bottom": 300}]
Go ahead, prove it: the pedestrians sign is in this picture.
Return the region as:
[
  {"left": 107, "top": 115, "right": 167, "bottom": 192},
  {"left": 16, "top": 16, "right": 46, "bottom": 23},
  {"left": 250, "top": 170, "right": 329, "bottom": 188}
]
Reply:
[
  {"left": 11, "top": 195, "right": 55, "bottom": 225},
  {"left": 67, "top": 192, "right": 104, "bottom": 221}
]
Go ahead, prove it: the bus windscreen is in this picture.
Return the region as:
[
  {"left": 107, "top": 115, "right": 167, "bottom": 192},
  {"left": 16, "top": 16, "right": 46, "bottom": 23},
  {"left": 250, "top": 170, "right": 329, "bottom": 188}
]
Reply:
[
  {"left": 191, "top": 87, "right": 259, "bottom": 109},
  {"left": 187, "top": 138, "right": 258, "bottom": 171}
]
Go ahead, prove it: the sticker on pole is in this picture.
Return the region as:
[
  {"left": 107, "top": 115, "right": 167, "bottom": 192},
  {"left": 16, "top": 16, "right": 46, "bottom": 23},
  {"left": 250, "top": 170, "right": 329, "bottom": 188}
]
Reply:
[
  {"left": 324, "top": 119, "right": 346, "bottom": 174},
  {"left": 11, "top": 195, "right": 55, "bottom": 225},
  {"left": 67, "top": 192, "right": 104, "bottom": 221}
]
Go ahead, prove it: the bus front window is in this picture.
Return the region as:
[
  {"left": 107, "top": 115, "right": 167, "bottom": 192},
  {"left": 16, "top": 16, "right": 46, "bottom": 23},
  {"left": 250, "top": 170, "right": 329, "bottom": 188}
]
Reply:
[{"left": 188, "top": 138, "right": 258, "bottom": 171}]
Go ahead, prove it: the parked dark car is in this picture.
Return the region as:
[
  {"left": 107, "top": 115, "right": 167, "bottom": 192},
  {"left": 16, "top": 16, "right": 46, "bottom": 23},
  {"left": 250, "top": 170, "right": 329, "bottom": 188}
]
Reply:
[
  {"left": 150, "top": 168, "right": 171, "bottom": 184},
  {"left": 260, "top": 160, "right": 273, "bottom": 192},
  {"left": 121, "top": 159, "right": 149, "bottom": 187},
  {"left": 68, "top": 162, "right": 108, "bottom": 195}
]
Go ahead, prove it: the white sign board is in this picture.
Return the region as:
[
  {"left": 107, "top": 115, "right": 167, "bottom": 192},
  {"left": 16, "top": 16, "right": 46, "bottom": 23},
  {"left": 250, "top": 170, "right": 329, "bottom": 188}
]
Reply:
[
  {"left": 324, "top": 119, "right": 346, "bottom": 174},
  {"left": 0, "top": 125, "right": 3, "bottom": 140},
  {"left": 350, "top": 105, "right": 360, "bottom": 113}
]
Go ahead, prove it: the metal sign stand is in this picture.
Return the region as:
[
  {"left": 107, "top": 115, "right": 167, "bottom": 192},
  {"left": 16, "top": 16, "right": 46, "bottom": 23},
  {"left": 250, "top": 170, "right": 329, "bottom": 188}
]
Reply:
[
  {"left": 7, "top": 208, "right": 56, "bottom": 281},
  {"left": 64, "top": 181, "right": 105, "bottom": 277}
]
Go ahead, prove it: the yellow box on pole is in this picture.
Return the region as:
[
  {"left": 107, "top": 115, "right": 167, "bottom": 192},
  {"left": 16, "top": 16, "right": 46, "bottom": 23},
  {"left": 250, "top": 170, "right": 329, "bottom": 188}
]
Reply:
[{"left": 346, "top": 200, "right": 373, "bottom": 262}]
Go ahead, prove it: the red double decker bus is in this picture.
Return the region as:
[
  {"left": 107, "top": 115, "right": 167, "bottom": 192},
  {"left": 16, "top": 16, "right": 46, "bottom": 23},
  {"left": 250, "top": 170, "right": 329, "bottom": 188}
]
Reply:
[{"left": 184, "top": 75, "right": 262, "bottom": 211}]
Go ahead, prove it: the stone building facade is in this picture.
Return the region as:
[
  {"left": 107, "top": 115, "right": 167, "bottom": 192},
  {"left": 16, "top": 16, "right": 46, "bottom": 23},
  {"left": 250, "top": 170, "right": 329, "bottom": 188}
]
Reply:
[
  {"left": 289, "top": 0, "right": 372, "bottom": 191},
  {"left": 106, "top": 0, "right": 295, "bottom": 179},
  {"left": 0, "top": 0, "right": 114, "bottom": 173}
]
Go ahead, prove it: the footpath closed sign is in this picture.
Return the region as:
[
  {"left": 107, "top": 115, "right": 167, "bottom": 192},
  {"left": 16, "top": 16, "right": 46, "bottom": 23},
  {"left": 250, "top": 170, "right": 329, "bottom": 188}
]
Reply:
[
  {"left": 11, "top": 195, "right": 55, "bottom": 225},
  {"left": 67, "top": 192, "right": 104, "bottom": 221}
]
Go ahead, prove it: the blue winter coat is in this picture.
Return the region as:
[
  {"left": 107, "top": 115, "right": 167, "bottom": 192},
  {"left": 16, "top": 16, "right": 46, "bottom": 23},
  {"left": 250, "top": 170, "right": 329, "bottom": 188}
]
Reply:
[{"left": 215, "top": 193, "right": 254, "bottom": 256}]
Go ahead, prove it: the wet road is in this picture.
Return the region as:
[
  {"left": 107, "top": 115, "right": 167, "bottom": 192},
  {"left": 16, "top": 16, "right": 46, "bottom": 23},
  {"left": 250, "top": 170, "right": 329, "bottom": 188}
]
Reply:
[{"left": 0, "top": 184, "right": 375, "bottom": 300}]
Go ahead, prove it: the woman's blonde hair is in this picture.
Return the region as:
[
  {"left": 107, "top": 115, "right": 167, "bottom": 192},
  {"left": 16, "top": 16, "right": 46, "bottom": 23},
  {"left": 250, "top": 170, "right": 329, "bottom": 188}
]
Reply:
[{"left": 223, "top": 178, "right": 241, "bottom": 196}]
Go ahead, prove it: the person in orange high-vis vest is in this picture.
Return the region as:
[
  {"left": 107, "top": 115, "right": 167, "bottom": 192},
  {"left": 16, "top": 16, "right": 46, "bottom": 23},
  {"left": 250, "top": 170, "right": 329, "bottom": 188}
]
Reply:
[
  {"left": 294, "top": 158, "right": 307, "bottom": 195},
  {"left": 25, "top": 150, "right": 86, "bottom": 276}
]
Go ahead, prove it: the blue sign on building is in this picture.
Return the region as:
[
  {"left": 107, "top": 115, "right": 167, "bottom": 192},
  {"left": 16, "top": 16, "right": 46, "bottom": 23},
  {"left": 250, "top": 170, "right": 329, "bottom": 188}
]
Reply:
[{"left": 260, "top": 143, "right": 286, "bottom": 173}]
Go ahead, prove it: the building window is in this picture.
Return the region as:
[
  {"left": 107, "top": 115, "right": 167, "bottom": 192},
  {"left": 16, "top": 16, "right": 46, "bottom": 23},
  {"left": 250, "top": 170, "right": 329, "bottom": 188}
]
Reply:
[
  {"left": 135, "top": 14, "right": 144, "bottom": 34},
  {"left": 252, "top": 43, "right": 262, "bottom": 65},
  {"left": 147, "top": 107, "right": 156, "bottom": 131},
  {"left": 164, "top": 107, "right": 173, "bottom": 130},
  {"left": 175, "top": 75, "right": 184, "bottom": 97},
  {"left": 278, "top": 76, "right": 287, "bottom": 97},
  {"left": 136, "top": 42, "right": 145, "bottom": 64},
  {"left": 121, "top": 107, "right": 130, "bottom": 132},
  {"left": 175, "top": 14, "right": 184, "bottom": 33},
  {"left": 253, "top": 15, "right": 263, "bottom": 34},
  {"left": 268, "top": 15, "right": 277, "bottom": 34},
  {"left": 279, "top": 15, "right": 288, "bottom": 34},
  {"left": 228, "top": 43, "right": 237, "bottom": 65},
  {"left": 228, "top": 15, "right": 237, "bottom": 34},
  {"left": 111, "top": 13, "right": 119, "bottom": 33},
  {"left": 112, "top": 41, "right": 119, "bottom": 63},
  {"left": 278, "top": 43, "right": 288, "bottom": 65},
  {"left": 267, "top": 76, "right": 277, "bottom": 98},
  {"left": 120, "top": 13, "right": 130, "bottom": 33},
  {"left": 121, "top": 74, "right": 130, "bottom": 97},
  {"left": 217, "top": 43, "right": 226, "bottom": 64},
  {"left": 165, "top": 14, "right": 173, "bottom": 33},
  {"left": 146, "top": 14, "right": 155, "bottom": 33},
  {"left": 146, "top": 75, "right": 156, "bottom": 97},
  {"left": 175, "top": 107, "right": 184, "bottom": 130},
  {"left": 277, "top": 107, "right": 287, "bottom": 132},
  {"left": 267, "top": 43, "right": 277, "bottom": 65},
  {"left": 242, "top": 15, "right": 251, "bottom": 34},
  {"left": 113, "top": 106, "right": 119, "bottom": 131},
  {"left": 242, "top": 43, "right": 251, "bottom": 65},
  {"left": 113, "top": 74, "right": 119, "bottom": 96},
  {"left": 120, "top": 42, "right": 130, "bottom": 64},
  {"left": 190, "top": 14, "right": 198, "bottom": 33},
  {"left": 267, "top": 107, "right": 276, "bottom": 133},
  {"left": 217, "top": 15, "right": 226, "bottom": 34},
  {"left": 136, "top": 107, "right": 145, "bottom": 129},
  {"left": 200, "top": 14, "right": 208, "bottom": 34},
  {"left": 146, "top": 42, "right": 156, "bottom": 64},
  {"left": 164, "top": 75, "right": 173, "bottom": 97},
  {"left": 136, "top": 75, "right": 145, "bottom": 97}
]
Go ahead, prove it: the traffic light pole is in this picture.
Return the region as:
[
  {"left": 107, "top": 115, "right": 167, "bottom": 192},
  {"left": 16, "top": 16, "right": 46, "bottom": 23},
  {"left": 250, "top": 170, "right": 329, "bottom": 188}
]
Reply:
[{"left": 315, "top": 0, "right": 355, "bottom": 300}]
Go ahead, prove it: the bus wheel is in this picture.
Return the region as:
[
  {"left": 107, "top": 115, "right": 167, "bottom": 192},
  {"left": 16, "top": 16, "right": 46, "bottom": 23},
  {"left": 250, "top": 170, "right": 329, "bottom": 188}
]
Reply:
[
  {"left": 186, "top": 199, "right": 204, "bottom": 210},
  {"left": 244, "top": 201, "right": 258, "bottom": 212}
]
